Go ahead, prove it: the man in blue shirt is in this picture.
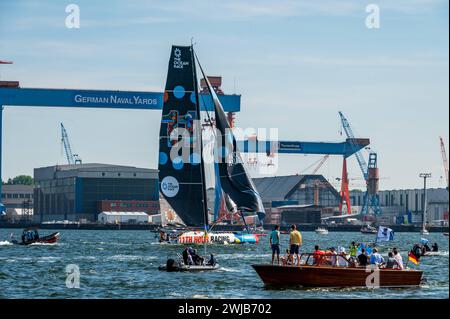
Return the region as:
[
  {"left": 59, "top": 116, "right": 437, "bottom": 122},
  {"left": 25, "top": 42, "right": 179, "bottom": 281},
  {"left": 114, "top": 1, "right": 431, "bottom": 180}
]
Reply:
[
  {"left": 269, "top": 225, "right": 281, "bottom": 265},
  {"left": 370, "top": 248, "right": 385, "bottom": 266}
]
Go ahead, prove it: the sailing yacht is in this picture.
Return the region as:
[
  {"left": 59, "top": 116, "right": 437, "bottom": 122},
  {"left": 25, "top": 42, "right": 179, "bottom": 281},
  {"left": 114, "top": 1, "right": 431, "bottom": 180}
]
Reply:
[{"left": 158, "top": 45, "right": 265, "bottom": 270}]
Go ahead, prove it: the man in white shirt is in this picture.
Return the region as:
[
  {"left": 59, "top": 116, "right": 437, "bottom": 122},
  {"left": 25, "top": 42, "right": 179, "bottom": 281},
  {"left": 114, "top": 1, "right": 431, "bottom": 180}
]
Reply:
[{"left": 392, "top": 247, "right": 404, "bottom": 270}]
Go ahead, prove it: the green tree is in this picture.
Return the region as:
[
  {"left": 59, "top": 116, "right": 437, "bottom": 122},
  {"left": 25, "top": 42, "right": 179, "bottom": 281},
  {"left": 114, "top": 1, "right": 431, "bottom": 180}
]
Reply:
[{"left": 4, "top": 175, "right": 34, "bottom": 185}]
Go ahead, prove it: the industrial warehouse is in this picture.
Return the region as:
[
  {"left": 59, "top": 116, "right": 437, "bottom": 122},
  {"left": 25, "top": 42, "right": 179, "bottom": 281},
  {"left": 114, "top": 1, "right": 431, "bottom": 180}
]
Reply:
[
  {"left": 1, "top": 166, "right": 448, "bottom": 228},
  {"left": 33, "top": 163, "right": 159, "bottom": 223}
]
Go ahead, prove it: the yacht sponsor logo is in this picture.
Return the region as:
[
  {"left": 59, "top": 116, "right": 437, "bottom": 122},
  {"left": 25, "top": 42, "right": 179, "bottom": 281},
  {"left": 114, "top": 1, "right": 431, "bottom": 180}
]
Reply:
[
  {"left": 173, "top": 48, "right": 189, "bottom": 69},
  {"left": 161, "top": 176, "right": 180, "bottom": 197}
]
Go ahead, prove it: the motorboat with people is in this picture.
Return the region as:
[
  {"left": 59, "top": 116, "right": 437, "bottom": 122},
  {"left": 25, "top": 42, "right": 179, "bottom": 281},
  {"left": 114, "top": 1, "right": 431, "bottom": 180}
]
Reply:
[
  {"left": 158, "top": 249, "right": 219, "bottom": 272},
  {"left": 360, "top": 224, "right": 377, "bottom": 234},
  {"left": 252, "top": 252, "right": 423, "bottom": 288},
  {"left": 11, "top": 228, "right": 60, "bottom": 245},
  {"left": 411, "top": 239, "right": 439, "bottom": 257},
  {"left": 315, "top": 227, "right": 328, "bottom": 235}
]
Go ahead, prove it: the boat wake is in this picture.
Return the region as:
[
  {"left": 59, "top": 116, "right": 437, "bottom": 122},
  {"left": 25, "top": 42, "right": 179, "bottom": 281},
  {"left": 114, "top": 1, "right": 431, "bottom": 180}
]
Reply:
[
  {"left": 0, "top": 241, "right": 12, "bottom": 246},
  {"left": 220, "top": 267, "right": 242, "bottom": 273},
  {"left": 29, "top": 242, "right": 58, "bottom": 246}
]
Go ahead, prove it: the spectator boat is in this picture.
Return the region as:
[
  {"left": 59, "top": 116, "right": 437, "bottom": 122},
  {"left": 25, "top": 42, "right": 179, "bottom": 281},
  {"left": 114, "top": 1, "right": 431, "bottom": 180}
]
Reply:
[{"left": 252, "top": 253, "right": 423, "bottom": 288}]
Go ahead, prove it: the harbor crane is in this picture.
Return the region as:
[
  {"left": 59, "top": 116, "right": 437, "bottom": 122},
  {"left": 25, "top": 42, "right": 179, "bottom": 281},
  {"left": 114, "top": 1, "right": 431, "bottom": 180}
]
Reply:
[
  {"left": 60, "top": 123, "right": 82, "bottom": 165},
  {"left": 338, "top": 111, "right": 381, "bottom": 215},
  {"left": 312, "top": 154, "right": 330, "bottom": 174},
  {"left": 440, "top": 136, "right": 449, "bottom": 189}
]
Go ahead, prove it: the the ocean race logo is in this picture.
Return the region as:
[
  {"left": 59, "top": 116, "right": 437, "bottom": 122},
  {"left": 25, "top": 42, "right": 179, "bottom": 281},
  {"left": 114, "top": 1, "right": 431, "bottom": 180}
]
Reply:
[
  {"left": 173, "top": 48, "right": 189, "bottom": 69},
  {"left": 161, "top": 176, "right": 180, "bottom": 197}
]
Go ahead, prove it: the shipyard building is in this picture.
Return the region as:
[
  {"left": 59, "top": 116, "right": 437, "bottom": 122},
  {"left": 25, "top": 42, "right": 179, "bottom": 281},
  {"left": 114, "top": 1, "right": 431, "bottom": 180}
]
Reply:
[
  {"left": 33, "top": 164, "right": 159, "bottom": 222},
  {"left": 1, "top": 184, "right": 34, "bottom": 222},
  {"left": 253, "top": 175, "right": 341, "bottom": 225}
]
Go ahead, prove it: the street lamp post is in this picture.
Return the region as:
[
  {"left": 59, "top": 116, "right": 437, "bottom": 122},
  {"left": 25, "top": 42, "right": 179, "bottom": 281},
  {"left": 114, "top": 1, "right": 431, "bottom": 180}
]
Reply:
[{"left": 419, "top": 173, "right": 432, "bottom": 234}]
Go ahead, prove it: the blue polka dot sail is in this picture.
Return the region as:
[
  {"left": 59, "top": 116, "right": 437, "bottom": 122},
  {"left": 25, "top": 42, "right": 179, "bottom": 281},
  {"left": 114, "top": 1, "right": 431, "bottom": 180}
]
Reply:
[{"left": 158, "top": 46, "right": 207, "bottom": 227}]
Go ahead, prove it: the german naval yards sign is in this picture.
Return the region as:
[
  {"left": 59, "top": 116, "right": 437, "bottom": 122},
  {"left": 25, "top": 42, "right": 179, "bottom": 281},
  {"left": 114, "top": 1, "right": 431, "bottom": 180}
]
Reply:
[
  {"left": 0, "top": 87, "right": 240, "bottom": 111},
  {"left": 73, "top": 91, "right": 161, "bottom": 109}
]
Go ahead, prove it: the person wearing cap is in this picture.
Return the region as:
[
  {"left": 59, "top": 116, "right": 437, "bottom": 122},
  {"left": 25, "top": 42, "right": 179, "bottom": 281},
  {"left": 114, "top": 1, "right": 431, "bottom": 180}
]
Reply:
[{"left": 337, "top": 247, "right": 349, "bottom": 267}]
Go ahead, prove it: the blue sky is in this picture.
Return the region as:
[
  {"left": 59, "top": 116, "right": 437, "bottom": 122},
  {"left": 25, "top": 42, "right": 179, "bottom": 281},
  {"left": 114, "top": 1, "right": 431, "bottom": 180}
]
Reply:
[{"left": 0, "top": 0, "right": 448, "bottom": 190}]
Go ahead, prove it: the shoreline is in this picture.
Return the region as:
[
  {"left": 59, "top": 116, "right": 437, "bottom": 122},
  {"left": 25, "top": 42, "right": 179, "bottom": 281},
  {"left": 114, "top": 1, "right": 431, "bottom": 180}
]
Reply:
[{"left": 0, "top": 221, "right": 448, "bottom": 233}]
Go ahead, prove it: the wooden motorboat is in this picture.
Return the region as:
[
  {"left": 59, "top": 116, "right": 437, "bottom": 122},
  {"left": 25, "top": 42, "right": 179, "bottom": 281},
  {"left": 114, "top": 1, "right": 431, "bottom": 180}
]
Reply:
[{"left": 252, "top": 253, "right": 423, "bottom": 288}]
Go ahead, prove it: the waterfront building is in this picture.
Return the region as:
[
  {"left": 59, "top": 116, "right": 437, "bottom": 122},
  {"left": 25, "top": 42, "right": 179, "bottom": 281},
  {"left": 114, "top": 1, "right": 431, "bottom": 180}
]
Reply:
[
  {"left": 350, "top": 188, "right": 449, "bottom": 226},
  {"left": 1, "top": 184, "right": 34, "bottom": 221},
  {"left": 33, "top": 164, "right": 159, "bottom": 222},
  {"left": 253, "top": 175, "right": 341, "bottom": 225}
]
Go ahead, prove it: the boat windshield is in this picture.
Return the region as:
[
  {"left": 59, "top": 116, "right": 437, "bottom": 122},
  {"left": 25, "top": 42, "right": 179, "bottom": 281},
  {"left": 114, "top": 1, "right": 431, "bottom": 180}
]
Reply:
[{"left": 299, "top": 253, "right": 354, "bottom": 267}]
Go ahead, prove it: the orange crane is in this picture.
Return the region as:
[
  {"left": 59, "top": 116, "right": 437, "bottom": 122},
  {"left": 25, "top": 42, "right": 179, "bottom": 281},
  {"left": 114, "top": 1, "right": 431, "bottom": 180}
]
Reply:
[{"left": 440, "top": 136, "right": 448, "bottom": 188}]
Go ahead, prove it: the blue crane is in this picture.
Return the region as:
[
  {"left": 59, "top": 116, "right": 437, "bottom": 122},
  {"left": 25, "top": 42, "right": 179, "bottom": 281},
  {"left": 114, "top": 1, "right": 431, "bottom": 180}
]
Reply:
[
  {"left": 60, "top": 123, "right": 82, "bottom": 165},
  {"left": 338, "top": 111, "right": 381, "bottom": 215}
]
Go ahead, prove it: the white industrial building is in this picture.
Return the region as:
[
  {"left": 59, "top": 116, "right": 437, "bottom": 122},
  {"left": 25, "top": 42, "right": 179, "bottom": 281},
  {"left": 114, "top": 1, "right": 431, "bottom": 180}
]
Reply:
[
  {"left": 350, "top": 188, "right": 449, "bottom": 225},
  {"left": 98, "top": 211, "right": 150, "bottom": 224}
]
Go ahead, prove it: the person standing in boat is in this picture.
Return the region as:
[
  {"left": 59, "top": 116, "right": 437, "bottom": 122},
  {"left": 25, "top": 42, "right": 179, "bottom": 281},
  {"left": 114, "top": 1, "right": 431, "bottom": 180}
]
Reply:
[
  {"left": 289, "top": 225, "right": 302, "bottom": 266},
  {"left": 392, "top": 247, "right": 404, "bottom": 270},
  {"left": 369, "top": 248, "right": 385, "bottom": 267},
  {"left": 349, "top": 241, "right": 358, "bottom": 258},
  {"left": 269, "top": 225, "right": 281, "bottom": 265},
  {"left": 385, "top": 252, "right": 401, "bottom": 269},
  {"left": 357, "top": 248, "right": 369, "bottom": 267}
]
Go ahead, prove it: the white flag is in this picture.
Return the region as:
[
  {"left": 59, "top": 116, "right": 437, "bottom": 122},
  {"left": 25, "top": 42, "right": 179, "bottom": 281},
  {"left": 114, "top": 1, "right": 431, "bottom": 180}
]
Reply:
[{"left": 376, "top": 226, "right": 395, "bottom": 243}]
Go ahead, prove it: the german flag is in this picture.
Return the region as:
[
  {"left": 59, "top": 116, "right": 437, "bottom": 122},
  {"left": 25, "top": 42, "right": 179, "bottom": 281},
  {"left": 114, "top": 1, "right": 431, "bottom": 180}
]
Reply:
[{"left": 408, "top": 252, "right": 420, "bottom": 265}]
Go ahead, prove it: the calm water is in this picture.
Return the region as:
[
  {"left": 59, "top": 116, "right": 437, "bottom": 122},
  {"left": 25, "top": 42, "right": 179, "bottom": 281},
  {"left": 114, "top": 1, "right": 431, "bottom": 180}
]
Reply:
[{"left": 0, "top": 229, "right": 448, "bottom": 299}]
